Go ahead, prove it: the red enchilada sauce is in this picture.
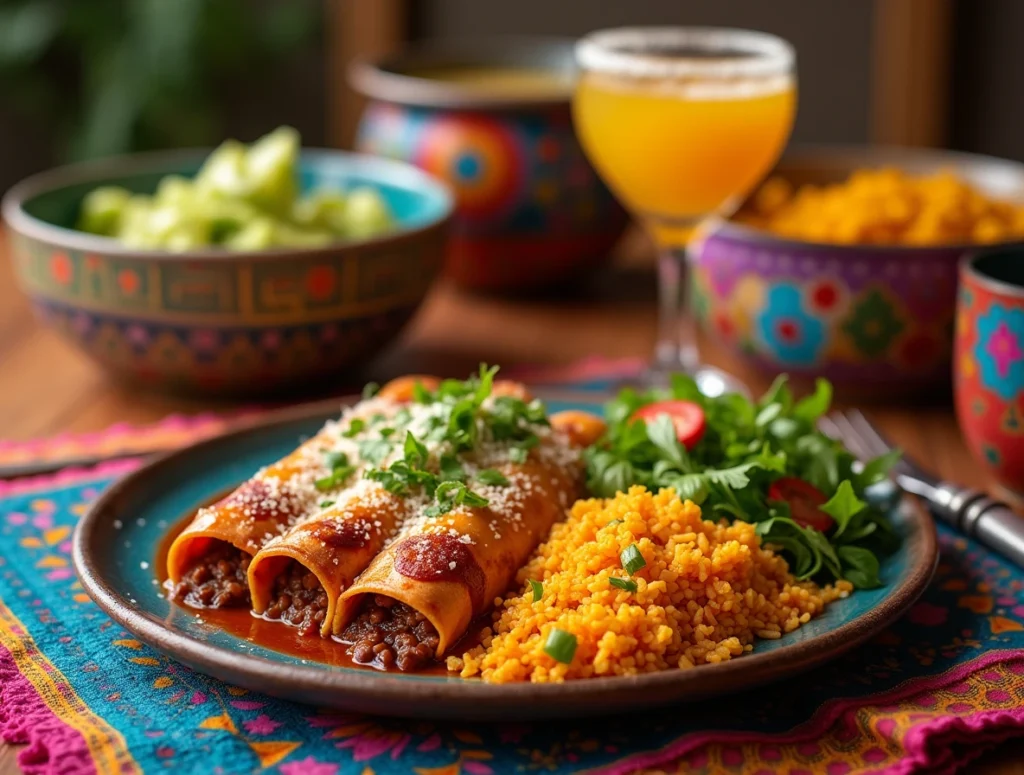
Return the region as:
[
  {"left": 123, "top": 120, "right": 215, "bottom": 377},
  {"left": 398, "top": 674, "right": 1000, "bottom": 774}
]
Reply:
[{"left": 158, "top": 510, "right": 482, "bottom": 674}]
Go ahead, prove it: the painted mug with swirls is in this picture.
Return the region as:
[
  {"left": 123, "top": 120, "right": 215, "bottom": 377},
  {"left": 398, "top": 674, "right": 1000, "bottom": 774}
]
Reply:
[{"left": 954, "top": 248, "right": 1024, "bottom": 502}]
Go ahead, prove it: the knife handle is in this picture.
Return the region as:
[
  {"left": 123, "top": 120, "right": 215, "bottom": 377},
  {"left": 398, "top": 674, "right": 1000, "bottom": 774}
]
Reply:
[{"left": 930, "top": 484, "right": 1024, "bottom": 568}]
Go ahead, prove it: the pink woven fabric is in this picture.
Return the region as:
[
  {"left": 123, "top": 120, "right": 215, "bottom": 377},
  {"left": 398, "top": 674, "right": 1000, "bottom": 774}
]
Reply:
[{"left": 0, "top": 642, "right": 94, "bottom": 775}]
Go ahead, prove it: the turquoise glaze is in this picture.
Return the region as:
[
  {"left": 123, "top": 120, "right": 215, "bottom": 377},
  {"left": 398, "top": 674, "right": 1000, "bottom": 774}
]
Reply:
[
  {"left": 85, "top": 396, "right": 923, "bottom": 680},
  {"left": 3, "top": 149, "right": 453, "bottom": 396}
]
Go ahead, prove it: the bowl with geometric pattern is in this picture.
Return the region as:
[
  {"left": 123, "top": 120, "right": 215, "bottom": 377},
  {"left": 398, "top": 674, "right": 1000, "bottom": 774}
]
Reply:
[
  {"left": 2, "top": 149, "right": 453, "bottom": 397},
  {"left": 691, "top": 145, "right": 1024, "bottom": 399}
]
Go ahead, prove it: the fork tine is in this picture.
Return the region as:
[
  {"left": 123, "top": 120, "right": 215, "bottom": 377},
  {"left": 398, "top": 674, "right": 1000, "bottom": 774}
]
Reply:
[
  {"left": 824, "top": 411, "right": 874, "bottom": 461},
  {"left": 846, "top": 410, "right": 896, "bottom": 456}
]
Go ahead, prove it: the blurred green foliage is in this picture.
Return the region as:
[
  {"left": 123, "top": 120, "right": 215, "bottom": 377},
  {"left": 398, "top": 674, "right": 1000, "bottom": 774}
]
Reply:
[{"left": 0, "top": 0, "right": 320, "bottom": 159}]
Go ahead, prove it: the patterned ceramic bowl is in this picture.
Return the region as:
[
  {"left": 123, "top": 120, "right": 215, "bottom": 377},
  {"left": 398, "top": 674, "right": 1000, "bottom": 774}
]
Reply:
[
  {"left": 954, "top": 247, "right": 1024, "bottom": 502},
  {"left": 350, "top": 38, "right": 629, "bottom": 292},
  {"left": 2, "top": 150, "right": 453, "bottom": 396},
  {"left": 691, "top": 146, "right": 1024, "bottom": 398}
]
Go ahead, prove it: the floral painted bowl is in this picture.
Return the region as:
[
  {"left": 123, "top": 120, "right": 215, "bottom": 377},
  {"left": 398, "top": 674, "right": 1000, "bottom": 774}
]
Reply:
[
  {"left": 2, "top": 149, "right": 452, "bottom": 397},
  {"left": 350, "top": 38, "right": 629, "bottom": 292},
  {"left": 691, "top": 145, "right": 1024, "bottom": 399},
  {"left": 954, "top": 247, "right": 1024, "bottom": 502}
]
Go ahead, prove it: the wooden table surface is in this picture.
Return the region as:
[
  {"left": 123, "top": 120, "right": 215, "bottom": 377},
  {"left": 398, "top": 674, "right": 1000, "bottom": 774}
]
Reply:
[{"left": 0, "top": 233, "right": 1021, "bottom": 773}]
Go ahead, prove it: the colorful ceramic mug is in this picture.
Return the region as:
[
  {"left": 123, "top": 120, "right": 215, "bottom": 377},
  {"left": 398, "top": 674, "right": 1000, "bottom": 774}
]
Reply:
[
  {"left": 350, "top": 38, "right": 628, "bottom": 292},
  {"left": 955, "top": 247, "right": 1024, "bottom": 501}
]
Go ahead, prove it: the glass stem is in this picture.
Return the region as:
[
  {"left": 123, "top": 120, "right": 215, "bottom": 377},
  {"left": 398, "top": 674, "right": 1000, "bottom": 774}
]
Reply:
[{"left": 652, "top": 229, "right": 700, "bottom": 376}]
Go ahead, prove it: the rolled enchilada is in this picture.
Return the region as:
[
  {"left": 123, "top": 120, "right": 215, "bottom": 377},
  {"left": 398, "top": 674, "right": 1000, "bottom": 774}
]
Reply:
[
  {"left": 242, "top": 375, "right": 542, "bottom": 636},
  {"left": 247, "top": 480, "right": 410, "bottom": 636},
  {"left": 334, "top": 408, "right": 606, "bottom": 671},
  {"left": 166, "top": 375, "right": 440, "bottom": 609}
]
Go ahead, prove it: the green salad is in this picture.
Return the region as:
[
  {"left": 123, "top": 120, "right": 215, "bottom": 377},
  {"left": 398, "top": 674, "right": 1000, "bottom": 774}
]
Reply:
[
  {"left": 584, "top": 375, "right": 901, "bottom": 590},
  {"left": 77, "top": 126, "right": 394, "bottom": 251}
]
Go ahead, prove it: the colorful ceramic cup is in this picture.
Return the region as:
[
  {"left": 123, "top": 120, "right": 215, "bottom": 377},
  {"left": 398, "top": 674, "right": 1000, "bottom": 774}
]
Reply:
[
  {"left": 2, "top": 149, "right": 452, "bottom": 397},
  {"left": 692, "top": 145, "right": 1024, "bottom": 399},
  {"left": 955, "top": 247, "right": 1024, "bottom": 501},
  {"left": 350, "top": 38, "right": 629, "bottom": 292}
]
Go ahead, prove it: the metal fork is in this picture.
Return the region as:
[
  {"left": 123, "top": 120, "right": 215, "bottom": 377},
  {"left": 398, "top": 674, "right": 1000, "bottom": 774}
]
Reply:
[{"left": 819, "top": 409, "right": 1024, "bottom": 568}]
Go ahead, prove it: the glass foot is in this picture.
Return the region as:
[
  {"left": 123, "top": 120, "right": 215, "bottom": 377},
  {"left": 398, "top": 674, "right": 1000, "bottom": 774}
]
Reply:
[{"left": 610, "top": 360, "right": 748, "bottom": 398}]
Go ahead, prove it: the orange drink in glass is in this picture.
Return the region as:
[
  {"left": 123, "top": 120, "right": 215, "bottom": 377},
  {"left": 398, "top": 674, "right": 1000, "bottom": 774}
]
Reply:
[{"left": 573, "top": 28, "right": 796, "bottom": 387}]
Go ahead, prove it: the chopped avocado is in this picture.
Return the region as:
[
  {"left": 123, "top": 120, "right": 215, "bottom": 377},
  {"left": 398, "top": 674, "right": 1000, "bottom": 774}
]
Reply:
[{"left": 77, "top": 127, "right": 394, "bottom": 250}]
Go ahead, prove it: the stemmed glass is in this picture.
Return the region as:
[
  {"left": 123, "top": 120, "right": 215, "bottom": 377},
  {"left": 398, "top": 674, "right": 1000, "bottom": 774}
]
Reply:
[{"left": 573, "top": 28, "right": 797, "bottom": 392}]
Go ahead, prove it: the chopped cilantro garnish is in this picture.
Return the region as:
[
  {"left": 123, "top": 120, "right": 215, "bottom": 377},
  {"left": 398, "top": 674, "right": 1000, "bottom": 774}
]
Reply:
[
  {"left": 439, "top": 453, "right": 466, "bottom": 482},
  {"left": 342, "top": 418, "right": 365, "bottom": 438},
  {"left": 319, "top": 500, "right": 335, "bottom": 508},
  {"left": 403, "top": 431, "right": 429, "bottom": 469},
  {"left": 476, "top": 468, "right": 509, "bottom": 486},
  {"left": 426, "top": 481, "right": 489, "bottom": 517},
  {"left": 315, "top": 466, "right": 355, "bottom": 492},
  {"left": 379, "top": 427, "right": 396, "bottom": 438},
  {"left": 323, "top": 450, "right": 349, "bottom": 469},
  {"left": 358, "top": 438, "right": 392, "bottom": 466}
]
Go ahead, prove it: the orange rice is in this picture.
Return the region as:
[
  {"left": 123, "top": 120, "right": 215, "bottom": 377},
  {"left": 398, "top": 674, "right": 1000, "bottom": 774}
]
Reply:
[{"left": 448, "top": 486, "right": 852, "bottom": 683}]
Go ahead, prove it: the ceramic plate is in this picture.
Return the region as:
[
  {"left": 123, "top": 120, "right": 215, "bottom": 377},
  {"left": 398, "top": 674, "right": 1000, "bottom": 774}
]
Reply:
[{"left": 73, "top": 393, "right": 938, "bottom": 720}]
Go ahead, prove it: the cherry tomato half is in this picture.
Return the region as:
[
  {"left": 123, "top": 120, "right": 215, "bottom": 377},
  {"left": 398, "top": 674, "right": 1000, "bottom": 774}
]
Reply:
[
  {"left": 767, "top": 477, "right": 835, "bottom": 532},
  {"left": 632, "top": 400, "right": 706, "bottom": 449}
]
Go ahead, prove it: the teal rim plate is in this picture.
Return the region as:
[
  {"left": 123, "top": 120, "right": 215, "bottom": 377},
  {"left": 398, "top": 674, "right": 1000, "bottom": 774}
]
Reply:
[{"left": 73, "top": 391, "right": 938, "bottom": 720}]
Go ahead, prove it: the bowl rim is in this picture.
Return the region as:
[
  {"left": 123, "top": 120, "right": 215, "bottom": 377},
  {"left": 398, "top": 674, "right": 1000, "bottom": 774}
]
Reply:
[
  {"left": 961, "top": 245, "right": 1024, "bottom": 299},
  {"left": 1, "top": 146, "right": 455, "bottom": 261},
  {"left": 705, "top": 143, "right": 1024, "bottom": 255},
  {"left": 349, "top": 35, "right": 576, "bottom": 109}
]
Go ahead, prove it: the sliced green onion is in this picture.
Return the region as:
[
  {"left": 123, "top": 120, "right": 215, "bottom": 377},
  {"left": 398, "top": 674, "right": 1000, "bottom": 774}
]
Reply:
[
  {"left": 543, "top": 628, "right": 577, "bottom": 665},
  {"left": 476, "top": 468, "right": 509, "bottom": 486},
  {"left": 609, "top": 577, "right": 637, "bottom": 593},
  {"left": 527, "top": 579, "right": 543, "bottom": 602},
  {"left": 319, "top": 500, "right": 335, "bottom": 508},
  {"left": 620, "top": 543, "right": 646, "bottom": 575}
]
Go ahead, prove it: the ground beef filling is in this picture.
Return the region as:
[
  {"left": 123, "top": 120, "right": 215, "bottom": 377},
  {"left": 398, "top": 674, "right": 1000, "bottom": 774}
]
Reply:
[
  {"left": 172, "top": 543, "right": 251, "bottom": 608},
  {"left": 263, "top": 561, "right": 329, "bottom": 636},
  {"left": 344, "top": 595, "right": 440, "bottom": 672}
]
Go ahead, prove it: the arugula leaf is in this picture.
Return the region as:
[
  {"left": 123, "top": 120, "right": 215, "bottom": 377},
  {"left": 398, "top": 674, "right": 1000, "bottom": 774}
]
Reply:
[
  {"left": 837, "top": 545, "right": 882, "bottom": 588},
  {"left": 646, "top": 415, "right": 690, "bottom": 469},
  {"left": 793, "top": 378, "right": 832, "bottom": 423},
  {"left": 820, "top": 480, "right": 867, "bottom": 538},
  {"left": 759, "top": 374, "right": 793, "bottom": 413},
  {"left": 856, "top": 448, "right": 902, "bottom": 489},
  {"left": 755, "top": 402, "right": 782, "bottom": 428},
  {"left": 584, "top": 373, "right": 902, "bottom": 588}
]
